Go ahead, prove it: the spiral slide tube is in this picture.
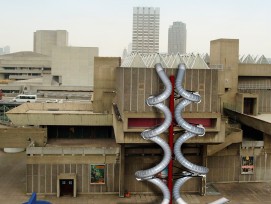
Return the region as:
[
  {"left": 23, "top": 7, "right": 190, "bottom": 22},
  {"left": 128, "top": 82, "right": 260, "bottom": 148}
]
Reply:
[
  {"left": 173, "top": 63, "right": 209, "bottom": 204},
  {"left": 135, "top": 63, "right": 172, "bottom": 204},
  {"left": 173, "top": 177, "right": 192, "bottom": 204},
  {"left": 146, "top": 63, "right": 172, "bottom": 105}
]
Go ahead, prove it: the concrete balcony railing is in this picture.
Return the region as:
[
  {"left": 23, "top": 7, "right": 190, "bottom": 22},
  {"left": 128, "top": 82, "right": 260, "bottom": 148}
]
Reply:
[
  {"left": 26, "top": 146, "right": 119, "bottom": 156},
  {"left": 26, "top": 146, "right": 120, "bottom": 164}
]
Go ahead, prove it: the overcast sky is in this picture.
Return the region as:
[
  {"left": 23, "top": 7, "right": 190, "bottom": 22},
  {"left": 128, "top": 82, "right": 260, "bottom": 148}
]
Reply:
[{"left": 1, "top": 0, "right": 270, "bottom": 57}]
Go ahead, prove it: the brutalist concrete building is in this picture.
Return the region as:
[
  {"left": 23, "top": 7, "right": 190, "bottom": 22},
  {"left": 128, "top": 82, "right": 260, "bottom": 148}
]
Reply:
[{"left": 1, "top": 38, "right": 271, "bottom": 198}]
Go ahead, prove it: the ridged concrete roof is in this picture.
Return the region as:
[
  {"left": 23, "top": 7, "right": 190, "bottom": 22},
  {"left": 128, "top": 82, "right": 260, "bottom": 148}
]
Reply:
[
  {"left": 121, "top": 52, "right": 209, "bottom": 69},
  {"left": 239, "top": 54, "right": 270, "bottom": 64}
]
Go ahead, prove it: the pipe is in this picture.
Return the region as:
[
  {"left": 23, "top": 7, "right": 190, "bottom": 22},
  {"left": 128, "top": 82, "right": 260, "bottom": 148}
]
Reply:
[
  {"left": 173, "top": 177, "right": 191, "bottom": 204},
  {"left": 174, "top": 99, "right": 205, "bottom": 136},
  {"left": 148, "top": 178, "right": 170, "bottom": 204},
  {"left": 146, "top": 63, "right": 172, "bottom": 106},
  {"left": 135, "top": 136, "right": 171, "bottom": 180},
  {"left": 173, "top": 63, "right": 209, "bottom": 203},
  {"left": 175, "top": 64, "right": 201, "bottom": 103},
  {"left": 174, "top": 132, "right": 209, "bottom": 174},
  {"left": 141, "top": 103, "right": 172, "bottom": 139},
  {"left": 167, "top": 75, "right": 175, "bottom": 204},
  {"left": 135, "top": 63, "right": 172, "bottom": 204}
]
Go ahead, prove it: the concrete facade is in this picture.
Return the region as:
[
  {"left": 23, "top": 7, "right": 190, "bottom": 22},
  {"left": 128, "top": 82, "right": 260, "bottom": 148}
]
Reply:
[
  {"left": 0, "top": 30, "right": 97, "bottom": 97},
  {"left": 0, "top": 51, "right": 51, "bottom": 81},
  {"left": 51, "top": 46, "right": 98, "bottom": 87},
  {"left": 93, "top": 57, "right": 121, "bottom": 113},
  {"left": 2, "top": 38, "right": 271, "bottom": 198},
  {"left": 34, "top": 30, "right": 68, "bottom": 56}
]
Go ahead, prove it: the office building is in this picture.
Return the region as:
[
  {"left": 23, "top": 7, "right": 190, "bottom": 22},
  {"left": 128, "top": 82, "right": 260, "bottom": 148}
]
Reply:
[
  {"left": 168, "top": 21, "right": 187, "bottom": 54},
  {"left": 132, "top": 7, "right": 160, "bottom": 53}
]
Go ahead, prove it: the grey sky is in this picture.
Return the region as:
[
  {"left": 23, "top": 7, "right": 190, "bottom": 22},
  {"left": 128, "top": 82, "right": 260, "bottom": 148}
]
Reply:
[{"left": 1, "top": 0, "right": 270, "bottom": 57}]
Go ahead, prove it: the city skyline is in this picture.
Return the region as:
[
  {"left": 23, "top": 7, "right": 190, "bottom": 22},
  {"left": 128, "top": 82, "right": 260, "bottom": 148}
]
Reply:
[{"left": 0, "top": 0, "right": 270, "bottom": 57}]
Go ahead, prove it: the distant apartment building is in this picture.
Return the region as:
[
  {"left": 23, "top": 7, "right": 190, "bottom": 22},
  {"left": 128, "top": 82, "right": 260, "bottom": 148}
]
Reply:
[
  {"left": 0, "top": 46, "right": 10, "bottom": 55},
  {"left": 168, "top": 21, "right": 187, "bottom": 54},
  {"left": 34, "top": 30, "right": 68, "bottom": 56},
  {"left": 132, "top": 7, "right": 160, "bottom": 53}
]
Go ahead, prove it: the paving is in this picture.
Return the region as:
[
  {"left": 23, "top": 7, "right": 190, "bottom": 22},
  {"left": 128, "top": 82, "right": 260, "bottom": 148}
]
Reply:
[{"left": 1, "top": 149, "right": 271, "bottom": 204}]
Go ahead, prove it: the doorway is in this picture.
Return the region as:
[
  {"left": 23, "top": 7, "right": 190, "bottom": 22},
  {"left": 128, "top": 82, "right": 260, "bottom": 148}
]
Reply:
[
  {"left": 57, "top": 173, "right": 76, "bottom": 197},
  {"left": 60, "top": 179, "right": 74, "bottom": 196},
  {"left": 243, "top": 97, "right": 256, "bottom": 115}
]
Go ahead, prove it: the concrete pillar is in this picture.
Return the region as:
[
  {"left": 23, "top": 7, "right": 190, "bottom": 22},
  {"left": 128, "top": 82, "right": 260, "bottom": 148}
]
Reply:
[
  {"left": 119, "top": 144, "right": 125, "bottom": 197},
  {"left": 201, "top": 145, "right": 208, "bottom": 195}
]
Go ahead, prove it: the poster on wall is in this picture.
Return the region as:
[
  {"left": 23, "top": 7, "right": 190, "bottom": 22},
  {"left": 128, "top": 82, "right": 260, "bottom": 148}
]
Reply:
[
  {"left": 90, "top": 164, "right": 105, "bottom": 184},
  {"left": 241, "top": 156, "right": 254, "bottom": 174}
]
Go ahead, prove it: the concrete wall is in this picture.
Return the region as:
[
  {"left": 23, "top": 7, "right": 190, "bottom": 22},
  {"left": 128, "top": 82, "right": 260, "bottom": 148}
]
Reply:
[
  {"left": 235, "top": 93, "right": 258, "bottom": 115},
  {"left": 34, "top": 30, "right": 68, "bottom": 56},
  {"left": 51, "top": 47, "right": 98, "bottom": 86},
  {"left": 116, "top": 67, "right": 220, "bottom": 113},
  {"left": 26, "top": 163, "right": 119, "bottom": 194},
  {"left": 0, "top": 127, "right": 47, "bottom": 148},
  {"left": 7, "top": 103, "right": 112, "bottom": 126},
  {"left": 238, "top": 64, "right": 271, "bottom": 76},
  {"left": 26, "top": 145, "right": 120, "bottom": 194},
  {"left": 207, "top": 143, "right": 271, "bottom": 183},
  {"left": 238, "top": 77, "right": 271, "bottom": 113},
  {"left": 93, "top": 57, "right": 121, "bottom": 113},
  {"left": 0, "top": 51, "right": 51, "bottom": 81},
  {"left": 26, "top": 156, "right": 201, "bottom": 194},
  {"left": 210, "top": 39, "right": 239, "bottom": 106},
  {"left": 0, "top": 51, "right": 51, "bottom": 68}
]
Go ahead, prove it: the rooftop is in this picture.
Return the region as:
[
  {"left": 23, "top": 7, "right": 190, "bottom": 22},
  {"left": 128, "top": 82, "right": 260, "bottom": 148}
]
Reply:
[{"left": 121, "top": 52, "right": 209, "bottom": 69}]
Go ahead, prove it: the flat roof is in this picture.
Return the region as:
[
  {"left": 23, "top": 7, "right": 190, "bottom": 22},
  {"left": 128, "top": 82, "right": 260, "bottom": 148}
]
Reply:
[
  {"left": 252, "top": 114, "right": 271, "bottom": 123},
  {"left": 26, "top": 110, "right": 95, "bottom": 114},
  {"left": 7, "top": 103, "right": 113, "bottom": 126}
]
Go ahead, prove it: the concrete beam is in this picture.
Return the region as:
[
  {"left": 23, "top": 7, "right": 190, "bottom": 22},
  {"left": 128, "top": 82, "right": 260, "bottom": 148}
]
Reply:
[
  {"left": 224, "top": 109, "right": 271, "bottom": 135},
  {"left": 27, "top": 155, "right": 117, "bottom": 164}
]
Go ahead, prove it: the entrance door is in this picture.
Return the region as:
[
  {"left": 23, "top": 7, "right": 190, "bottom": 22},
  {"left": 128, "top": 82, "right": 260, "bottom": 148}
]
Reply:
[
  {"left": 60, "top": 179, "right": 74, "bottom": 196},
  {"left": 244, "top": 98, "right": 254, "bottom": 115}
]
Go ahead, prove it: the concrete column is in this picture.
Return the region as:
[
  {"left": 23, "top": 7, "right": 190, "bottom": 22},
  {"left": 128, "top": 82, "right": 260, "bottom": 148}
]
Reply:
[
  {"left": 201, "top": 176, "right": 207, "bottom": 196},
  {"left": 119, "top": 144, "right": 125, "bottom": 197},
  {"left": 201, "top": 145, "right": 208, "bottom": 195}
]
